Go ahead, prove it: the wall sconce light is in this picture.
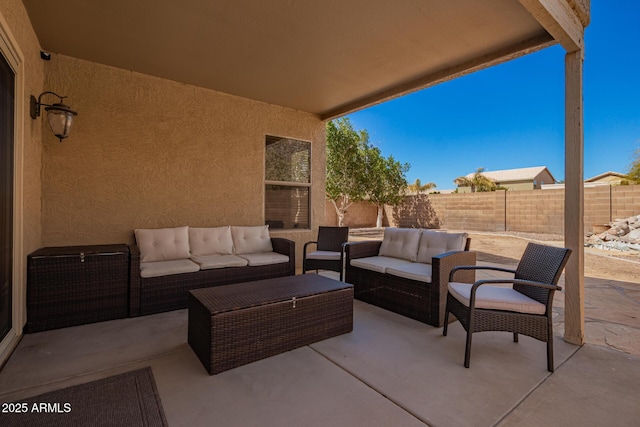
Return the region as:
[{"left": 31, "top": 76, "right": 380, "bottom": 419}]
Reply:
[{"left": 30, "top": 91, "right": 78, "bottom": 142}]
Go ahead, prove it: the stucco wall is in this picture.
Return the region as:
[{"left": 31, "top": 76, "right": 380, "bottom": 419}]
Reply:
[{"left": 41, "top": 54, "right": 325, "bottom": 265}]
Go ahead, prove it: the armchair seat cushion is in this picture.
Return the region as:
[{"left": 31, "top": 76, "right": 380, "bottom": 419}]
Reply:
[
  {"left": 306, "top": 250, "right": 341, "bottom": 261},
  {"left": 448, "top": 282, "right": 545, "bottom": 315},
  {"left": 140, "top": 259, "right": 200, "bottom": 278},
  {"left": 386, "top": 263, "right": 432, "bottom": 283},
  {"left": 238, "top": 252, "right": 289, "bottom": 267},
  {"left": 191, "top": 255, "right": 248, "bottom": 270},
  {"left": 350, "top": 256, "right": 413, "bottom": 274}
]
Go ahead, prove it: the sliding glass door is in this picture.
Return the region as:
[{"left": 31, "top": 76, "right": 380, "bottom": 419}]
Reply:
[{"left": 0, "top": 51, "right": 15, "bottom": 342}]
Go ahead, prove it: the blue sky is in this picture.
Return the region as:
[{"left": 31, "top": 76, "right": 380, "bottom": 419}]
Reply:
[{"left": 345, "top": 1, "right": 640, "bottom": 190}]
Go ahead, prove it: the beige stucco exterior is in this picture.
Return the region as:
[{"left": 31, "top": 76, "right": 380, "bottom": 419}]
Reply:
[{"left": 41, "top": 54, "right": 325, "bottom": 252}]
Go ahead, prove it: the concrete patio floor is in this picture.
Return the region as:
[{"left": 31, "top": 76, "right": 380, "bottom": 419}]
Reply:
[{"left": 1, "top": 267, "right": 639, "bottom": 426}]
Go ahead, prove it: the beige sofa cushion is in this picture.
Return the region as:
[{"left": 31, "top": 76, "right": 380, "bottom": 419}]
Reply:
[
  {"left": 386, "top": 263, "right": 433, "bottom": 283},
  {"left": 417, "top": 230, "right": 468, "bottom": 264},
  {"left": 135, "top": 226, "right": 190, "bottom": 263},
  {"left": 448, "top": 282, "right": 545, "bottom": 315},
  {"left": 189, "top": 226, "right": 234, "bottom": 256},
  {"left": 350, "top": 256, "right": 414, "bottom": 274},
  {"left": 378, "top": 228, "right": 422, "bottom": 262},
  {"left": 139, "top": 259, "right": 200, "bottom": 278},
  {"left": 231, "top": 225, "right": 273, "bottom": 254},
  {"left": 190, "top": 254, "right": 248, "bottom": 270},
  {"left": 238, "top": 252, "right": 289, "bottom": 266}
]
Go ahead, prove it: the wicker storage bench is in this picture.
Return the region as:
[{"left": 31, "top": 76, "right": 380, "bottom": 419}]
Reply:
[
  {"left": 26, "top": 244, "right": 130, "bottom": 333},
  {"left": 188, "top": 274, "right": 353, "bottom": 374}
]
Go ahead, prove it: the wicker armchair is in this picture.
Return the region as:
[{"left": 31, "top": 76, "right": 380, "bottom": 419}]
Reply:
[
  {"left": 443, "top": 242, "right": 571, "bottom": 372},
  {"left": 303, "top": 226, "right": 349, "bottom": 281}
]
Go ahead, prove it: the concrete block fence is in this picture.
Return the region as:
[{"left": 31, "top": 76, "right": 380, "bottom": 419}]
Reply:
[{"left": 325, "top": 185, "right": 640, "bottom": 234}]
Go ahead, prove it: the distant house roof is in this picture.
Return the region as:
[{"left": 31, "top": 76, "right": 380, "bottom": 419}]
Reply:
[
  {"left": 464, "top": 166, "right": 556, "bottom": 183},
  {"left": 585, "top": 171, "right": 627, "bottom": 182}
]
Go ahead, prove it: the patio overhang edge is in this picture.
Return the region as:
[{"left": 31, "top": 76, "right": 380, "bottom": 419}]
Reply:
[{"left": 320, "top": 33, "right": 556, "bottom": 121}]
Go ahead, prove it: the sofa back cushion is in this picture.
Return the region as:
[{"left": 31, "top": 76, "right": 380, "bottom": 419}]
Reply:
[
  {"left": 135, "top": 226, "right": 190, "bottom": 263},
  {"left": 189, "top": 226, "right": 234, "bottom": 256},
  {"left": 231, "top": 225, "right": 273, "bottom": 254},
  {"left": 378, "top": 228, "right": 422, "bottom": 262},
  {"left": 417, "top": 230, "right": 468, "bottom": 264}
]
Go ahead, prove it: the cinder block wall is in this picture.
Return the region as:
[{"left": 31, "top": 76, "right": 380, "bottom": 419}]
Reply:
[
  {"left": 505, "top": 189, "right": 564, "bottom": 234},
  {"left": 584, "top": 186, "right": 612, "bottom": 228},
  {"left": 612, "top": 186, "right": 640, "bottom": 220},
  {"left": 325, "top": 185, "right": 640, "bottom": 234},
  {"left": 428, "top": 191, "right": 506, "bottom": 231}
]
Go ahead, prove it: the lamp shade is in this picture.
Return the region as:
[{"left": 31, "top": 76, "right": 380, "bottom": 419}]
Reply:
[{"left": 45, "top": 103, "right": 77, "bottom": 141}]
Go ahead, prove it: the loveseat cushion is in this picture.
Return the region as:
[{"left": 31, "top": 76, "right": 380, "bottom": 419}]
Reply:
[
  {"left": 386, "top": 263, "right": 433, "bottom": 283},
  {"left": 189, "top": 226, "right": 234, "bottom": 256},
  {"left": 135, "top": 226, "right": 190, "bottom": 263},
  {"left": 378, "top": 228, "right": 422, "bottom": 262},
  {"left": 417, "top": 230, "right": 468, "bottom": 264},
  {"left": 140, "top": 259, "right": 200, "bottom": 278},
  {"left": 448, "top": 282, "right": 545, "bottom": 315},
  {"left": 238, "top": 252, "right": 289, "bottom": 266},
  {"left": 350, "top": 255, "right": 415, "bottom": 274},
  {"left": 190, "top": 254, "right": 248, "bottom": 270},
  {"left": 231, "top": 225, "right": 273, "bottom": 254}
]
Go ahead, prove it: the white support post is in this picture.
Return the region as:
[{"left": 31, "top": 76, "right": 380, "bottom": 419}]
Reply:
[{"left": 564, "top": 49, "right": 585, "bottom": 345}]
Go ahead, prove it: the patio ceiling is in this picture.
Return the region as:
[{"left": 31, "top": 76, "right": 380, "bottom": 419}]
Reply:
[{"left": 23, "top": 0, "right": 559, "bottom": 120}]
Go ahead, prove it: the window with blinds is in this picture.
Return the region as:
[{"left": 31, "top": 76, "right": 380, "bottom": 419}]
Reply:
[{"left": 265, "top": 135, "right": 310, "bottom": 229}]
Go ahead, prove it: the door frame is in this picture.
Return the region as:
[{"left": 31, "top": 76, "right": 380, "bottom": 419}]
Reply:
[{"left": 0, "top": 12, "right": 26, "bottom": 366}]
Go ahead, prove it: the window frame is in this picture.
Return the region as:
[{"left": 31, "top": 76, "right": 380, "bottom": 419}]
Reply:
[{"left": 264, "top": 135, "right": 312, "bottom": 230}]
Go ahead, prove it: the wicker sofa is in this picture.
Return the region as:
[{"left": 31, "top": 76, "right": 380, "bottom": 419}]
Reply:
[
  {"left": 129, "top": 225, "right": 295, "bottom": 316},
  {"left": 345, "top": 228, "right": 476, "bottom": 327}
]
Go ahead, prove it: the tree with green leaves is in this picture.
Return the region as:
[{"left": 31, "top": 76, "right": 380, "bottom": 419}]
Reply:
[
  {"left": 453, "top": 167, "right": 496, "bottom": 192},
  {"left": 627, "top": 147, "right": 640, "bottom": 184},
  {"left": 364, "top": 146, "right": 410, "bottom": 228},
  {"left": 408, "top": 178, "right": 437, "bottom": 194},
  {"left": 326, "top": 118, "right": 369, "bottom": 226},
  {"left": 326, "top": 117, "right": 411, "bottom": 227}
]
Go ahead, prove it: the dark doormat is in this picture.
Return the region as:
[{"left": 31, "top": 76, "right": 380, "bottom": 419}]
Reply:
[{"left": 0, "top": 367, "right": 168, "bottom": 426}]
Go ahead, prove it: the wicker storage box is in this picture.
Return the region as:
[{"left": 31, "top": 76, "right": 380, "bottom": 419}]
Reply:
[
  {"left": 188, "top": 274, "right": 353, "bottom": 374},
  {"left": 26, "top": 244, "right": 130, "bottom": 333}
]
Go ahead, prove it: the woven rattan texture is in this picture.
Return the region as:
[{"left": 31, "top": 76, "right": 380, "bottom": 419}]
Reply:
[
  {"left": 129, "top": 238, "right": 296, "bottom": 316},
  {"left": 26, "top": 245, "right": 129, "bottom": 332},
  {"left": 443, "top": 242, "right": 571, "bottom": 371},
  {"left": 303, "top": 226, "right": 349, "bottom": 279},
  {"left": 513, "top": 243, "right": 571, "bottom": 304},
  {"left": 345, "top": 239, "right": 475, "bottom": 327},
  {"left": 190, "top": 274, "right": 351, "bottom": 314},
  {"left": 316, "top": 226, "right": 349, "bottom": 252},
  {"left": 188, "top": 275, "right": 353, "bottom": 374}
]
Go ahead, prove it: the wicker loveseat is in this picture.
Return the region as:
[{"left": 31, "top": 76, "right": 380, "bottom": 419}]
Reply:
[
  {"left": 129, "top": 225, "right": 295, "bottom": 316},
  {"left": 345, "top": 228, "right": 476, "bottom": 327}
]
